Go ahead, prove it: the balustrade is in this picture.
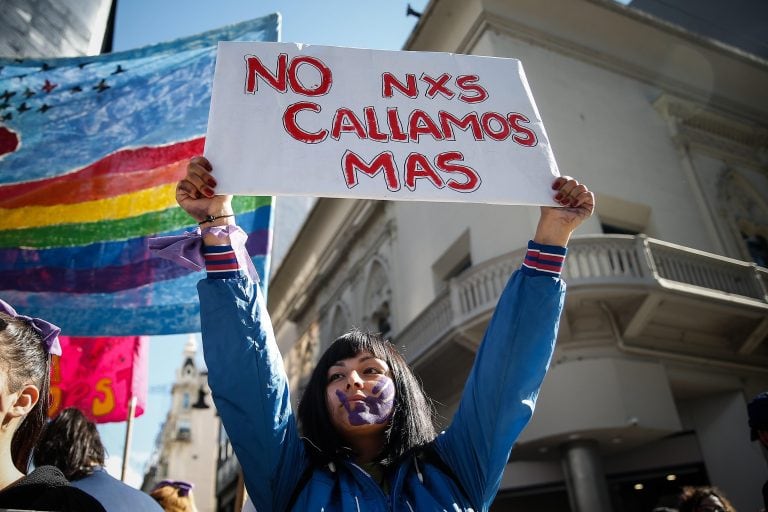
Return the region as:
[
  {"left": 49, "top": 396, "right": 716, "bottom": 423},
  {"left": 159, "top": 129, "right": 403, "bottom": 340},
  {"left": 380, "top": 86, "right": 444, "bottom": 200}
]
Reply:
[{"left": 396, "top": 235, "right": 766, "bottom": 361}]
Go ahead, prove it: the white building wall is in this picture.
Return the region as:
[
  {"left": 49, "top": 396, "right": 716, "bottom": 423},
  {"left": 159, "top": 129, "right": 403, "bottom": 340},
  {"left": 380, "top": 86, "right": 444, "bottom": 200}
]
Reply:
[
  {"left": 487, "top": 31, "right": 715, "bottom": 251},
  {"left": 390, "top": 201, "right": 542, "bottom": 328}
]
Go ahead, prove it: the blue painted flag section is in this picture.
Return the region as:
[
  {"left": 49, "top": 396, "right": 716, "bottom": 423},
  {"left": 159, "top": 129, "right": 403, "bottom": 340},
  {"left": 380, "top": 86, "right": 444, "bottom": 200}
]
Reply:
[{"left": 0, "top": 15, "right": 280, "bottom": 335}]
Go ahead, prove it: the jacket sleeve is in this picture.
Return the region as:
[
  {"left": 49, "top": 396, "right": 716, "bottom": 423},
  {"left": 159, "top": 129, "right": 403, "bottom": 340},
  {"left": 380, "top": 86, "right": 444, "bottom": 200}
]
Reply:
[
  {"left": 434, "top": 241, "right": 566, "bottom": 510},
  {"left": 198, "top": 245, "right": 306, "bottom": 512}
]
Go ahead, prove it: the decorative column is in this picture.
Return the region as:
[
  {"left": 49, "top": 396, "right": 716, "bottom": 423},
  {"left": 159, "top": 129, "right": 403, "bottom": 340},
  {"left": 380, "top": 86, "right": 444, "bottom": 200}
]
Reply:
[{"left": 561, "top": 439, "right": 613, "bottom": 512}]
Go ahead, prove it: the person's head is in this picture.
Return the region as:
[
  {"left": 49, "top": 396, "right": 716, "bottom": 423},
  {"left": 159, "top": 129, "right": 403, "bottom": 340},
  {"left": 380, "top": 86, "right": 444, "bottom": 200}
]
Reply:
[
  {"left": 150, "top": 480, "right": 197, "bottom": 512},
  {"left": 33, "top": 407, "right": 106, "bottom": 480},
  {"left": 297, "top": 329, "right": 436, "bottom": 462},
  {"left": 677, "top": 486, "right": 735, "bottom": 512},
  {"left": 748, "top": 391, "right": 768, "bottom": 448},
  {"left": 0, "top": 299, "right": 61, "bottom": 473}
]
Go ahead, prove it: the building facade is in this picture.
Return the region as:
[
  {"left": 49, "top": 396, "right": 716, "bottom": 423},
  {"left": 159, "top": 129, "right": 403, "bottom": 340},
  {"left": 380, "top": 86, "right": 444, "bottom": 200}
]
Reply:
[
  {"left": 266, "top": 1, "right": 768, "bottom": 511},
  {"left": 141, "top": 337, "right": 219, "bottom": 512},
  {"left": 215, "top": 425, "right": 247, "bottom": 512},
  {"left": 0, "top": 0, "right": 114, "bottom": 58}
]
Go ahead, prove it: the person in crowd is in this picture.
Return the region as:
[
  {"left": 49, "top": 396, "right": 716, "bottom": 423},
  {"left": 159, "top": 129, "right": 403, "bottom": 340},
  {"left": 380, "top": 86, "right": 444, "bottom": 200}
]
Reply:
[
  {"left": 676, "top": 486, "right": 736, "bottom": 512},
  {"left": 150, "top": 480, "right": 198, "bottom": 512},
  {"left": 34, "top": 406, "right": 163, "bottom": 511},
  {"left": 748, "top": 391, "right": 768, "bottom": 510},
  {"left": 0, "top": 299, "right": 105, "bottom": 511},
  {"left": 164, "top": 156, "right": 593, "bottom": 511}
]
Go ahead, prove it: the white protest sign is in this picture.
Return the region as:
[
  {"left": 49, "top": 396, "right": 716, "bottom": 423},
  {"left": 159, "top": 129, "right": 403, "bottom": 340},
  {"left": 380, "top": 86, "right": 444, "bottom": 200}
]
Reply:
[{"left": 205, "top": 42, "right": 560, "bottom": 205}]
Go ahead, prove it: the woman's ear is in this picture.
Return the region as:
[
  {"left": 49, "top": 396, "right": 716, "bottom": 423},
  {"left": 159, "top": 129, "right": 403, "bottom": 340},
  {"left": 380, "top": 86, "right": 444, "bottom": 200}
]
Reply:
[{"left": 9, "top": 384, "right": 40, "bottom": 418}]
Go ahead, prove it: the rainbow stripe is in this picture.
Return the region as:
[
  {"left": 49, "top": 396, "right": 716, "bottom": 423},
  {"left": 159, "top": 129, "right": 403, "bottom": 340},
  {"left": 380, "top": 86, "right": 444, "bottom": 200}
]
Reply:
[{"left": 0, "top": 15, "right": 279, "bottom": 335}]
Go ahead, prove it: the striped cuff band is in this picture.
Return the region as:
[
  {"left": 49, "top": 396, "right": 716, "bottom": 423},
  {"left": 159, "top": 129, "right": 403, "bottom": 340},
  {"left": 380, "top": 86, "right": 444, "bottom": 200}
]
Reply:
[
  {"left": 203, "top": 245, "right": 241, "bottom": 279},
  {"left": 521, "top": 240, "right": 567, "bottom": 277}
]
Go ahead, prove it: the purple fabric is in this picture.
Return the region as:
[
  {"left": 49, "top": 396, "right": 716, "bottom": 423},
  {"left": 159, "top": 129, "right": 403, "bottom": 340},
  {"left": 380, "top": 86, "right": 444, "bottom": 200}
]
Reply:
[
  {"left": 152, "top": 480, "right": 194, "bottom": 497},
  {"left": 147, "top": 229, "right": 205, "bottom": 272},
  {"left": 0, "top": 298, "right": 62, "bottom": 356},
  {"left": 148, "top": 225, "right": 259, "bottom": 281}
]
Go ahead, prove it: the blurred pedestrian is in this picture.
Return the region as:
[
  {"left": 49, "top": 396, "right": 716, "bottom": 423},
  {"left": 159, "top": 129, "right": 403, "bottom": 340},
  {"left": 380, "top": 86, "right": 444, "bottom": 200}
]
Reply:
[
  {"left": 34, "top": 407, "right": 162, "bottom": 511},
  {"left": 150, "top": 480, "right": 199, "bottom": 512},
  {"left": 677, "top": 486, "right": 736, "bottom": 512},
  {"left": 0, "top": 299, "right": 105, "bottom": 511},
  {"left": 748, "top": 391, "right": 768, "bottom": 510}
]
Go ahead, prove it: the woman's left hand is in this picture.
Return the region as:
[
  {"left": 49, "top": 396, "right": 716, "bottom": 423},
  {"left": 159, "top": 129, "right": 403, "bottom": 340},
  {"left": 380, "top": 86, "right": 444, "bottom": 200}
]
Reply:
[{"left": 534, "top": 176, "right": 595, "bottom": 247}]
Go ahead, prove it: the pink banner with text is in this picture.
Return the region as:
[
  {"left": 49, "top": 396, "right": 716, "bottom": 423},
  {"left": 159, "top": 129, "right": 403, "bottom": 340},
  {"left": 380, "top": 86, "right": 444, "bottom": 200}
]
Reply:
[{"left": 49, "top": 336, "right": 148, "bottom": 423}]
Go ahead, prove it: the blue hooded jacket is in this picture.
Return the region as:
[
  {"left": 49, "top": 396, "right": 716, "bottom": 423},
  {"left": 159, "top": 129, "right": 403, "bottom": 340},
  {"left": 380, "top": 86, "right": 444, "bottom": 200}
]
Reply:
[{"left": 198, "top": 240, "right": 565, "bottom": 512}]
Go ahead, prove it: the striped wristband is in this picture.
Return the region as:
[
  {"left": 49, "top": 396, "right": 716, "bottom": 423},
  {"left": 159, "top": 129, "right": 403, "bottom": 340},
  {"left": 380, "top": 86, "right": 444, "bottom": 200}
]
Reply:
[
  {"left": 521, "top": 240, "right": 567, "bottom": 277},
  {"left": 203, "top": 245, "right": 241, "bottom": 279}
]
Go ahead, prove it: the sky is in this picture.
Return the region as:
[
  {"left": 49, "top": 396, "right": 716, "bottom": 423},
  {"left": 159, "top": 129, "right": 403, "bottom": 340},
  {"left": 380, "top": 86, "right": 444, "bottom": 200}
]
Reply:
[{"left": 97, "top": 0, "right": 429, "bottom": 488}]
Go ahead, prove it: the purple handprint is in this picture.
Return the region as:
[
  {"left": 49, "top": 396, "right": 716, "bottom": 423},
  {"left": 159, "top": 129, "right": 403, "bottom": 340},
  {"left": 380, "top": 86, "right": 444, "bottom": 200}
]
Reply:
[{"left": 336, "top": 376, "right": 395, "bottom": 426}]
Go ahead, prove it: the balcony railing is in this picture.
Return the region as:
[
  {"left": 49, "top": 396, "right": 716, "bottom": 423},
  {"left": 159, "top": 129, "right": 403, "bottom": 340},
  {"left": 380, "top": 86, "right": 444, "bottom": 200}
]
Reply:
[{"left": 396, "top": 235, "right": 768, "bottom": 362}]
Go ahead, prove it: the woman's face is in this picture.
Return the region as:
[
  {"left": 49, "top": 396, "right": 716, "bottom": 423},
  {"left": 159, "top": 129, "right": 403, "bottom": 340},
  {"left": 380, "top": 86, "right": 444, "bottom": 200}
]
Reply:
[{"left": 325, "top": 351, "right": 395, "bottom": 437}]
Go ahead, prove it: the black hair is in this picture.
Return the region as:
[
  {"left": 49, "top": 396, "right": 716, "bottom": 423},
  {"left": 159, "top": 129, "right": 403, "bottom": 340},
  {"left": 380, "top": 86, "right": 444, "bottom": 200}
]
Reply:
[
  {"left": 0, "top": 312, "right": 52, "bottom": 473},
  {"left": 297, "top": 329, "right": 436, "bottom": 463},
  {"left": 34, "top": 407, "right": 106, "bottom": 480},
  {"left": 677, "top": 486, "right": 735, "bottom": 512}
]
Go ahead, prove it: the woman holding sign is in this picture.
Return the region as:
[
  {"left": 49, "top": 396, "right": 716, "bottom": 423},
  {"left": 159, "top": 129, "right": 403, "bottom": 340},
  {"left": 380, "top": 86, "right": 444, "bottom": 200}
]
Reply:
[{"left": 172, "top": 156, "right": 593, "bottom": 511}]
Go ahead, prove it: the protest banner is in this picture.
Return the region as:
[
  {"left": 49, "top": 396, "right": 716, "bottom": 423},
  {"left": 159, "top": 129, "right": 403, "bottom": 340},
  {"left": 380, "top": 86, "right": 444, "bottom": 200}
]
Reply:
[
  {"left": 206, "top": 42, "right": 560, "bottom": 205},
  {"left": 49, "top": 336, "right": 148, "bottom": 423},
  {"left": 0, "top": 16, "right": 278, "bottom": 335}
]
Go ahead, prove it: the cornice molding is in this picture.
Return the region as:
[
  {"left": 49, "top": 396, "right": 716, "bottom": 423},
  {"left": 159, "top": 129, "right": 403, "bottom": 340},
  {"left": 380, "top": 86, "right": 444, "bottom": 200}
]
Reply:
[
  {"left": 654, "top": 94, "right": 768, "bottom": 168},
  {"left": 460, "top": 10, "right": 767, "bottom": 125}
]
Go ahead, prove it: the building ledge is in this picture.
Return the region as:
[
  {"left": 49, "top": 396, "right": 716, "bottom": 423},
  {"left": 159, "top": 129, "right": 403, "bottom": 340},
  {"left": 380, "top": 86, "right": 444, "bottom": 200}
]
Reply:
[{"left": 396, "top": 235, "right": 768, "bottom": 374}]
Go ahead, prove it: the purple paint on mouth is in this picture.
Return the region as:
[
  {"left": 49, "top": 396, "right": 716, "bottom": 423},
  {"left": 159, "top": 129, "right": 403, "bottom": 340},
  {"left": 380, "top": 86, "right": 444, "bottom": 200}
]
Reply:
[{"left": 336, "top": 377, "right": 395, "bottom": 426}]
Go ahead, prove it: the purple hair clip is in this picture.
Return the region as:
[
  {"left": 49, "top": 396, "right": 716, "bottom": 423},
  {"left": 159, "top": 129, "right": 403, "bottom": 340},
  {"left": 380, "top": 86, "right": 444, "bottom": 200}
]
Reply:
[
  {"left": 0, "top": 299, "right": 62, "bottom": 356},
  {"left": 154, "top": 479, "right": 194, "bottom": 497}
]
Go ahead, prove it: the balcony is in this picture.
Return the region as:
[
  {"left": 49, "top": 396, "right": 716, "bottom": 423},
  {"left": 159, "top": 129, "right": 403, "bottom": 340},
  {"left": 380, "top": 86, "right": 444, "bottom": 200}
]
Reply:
[{"left": 396, "top": 235, "right": 768, "bottom": 393}]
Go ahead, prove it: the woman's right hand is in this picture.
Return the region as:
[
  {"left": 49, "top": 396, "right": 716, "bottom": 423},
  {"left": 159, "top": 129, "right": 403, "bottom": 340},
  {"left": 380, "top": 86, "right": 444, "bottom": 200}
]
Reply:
[{"left": 176, "top": 156, "right": 234, "bottom": 223}]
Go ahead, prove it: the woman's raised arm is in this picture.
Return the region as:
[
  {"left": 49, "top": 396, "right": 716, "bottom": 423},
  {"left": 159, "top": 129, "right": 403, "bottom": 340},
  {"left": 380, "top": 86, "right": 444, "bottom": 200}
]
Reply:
[{"left": 435, "top": 176, "right": 594, "bottom": 509}]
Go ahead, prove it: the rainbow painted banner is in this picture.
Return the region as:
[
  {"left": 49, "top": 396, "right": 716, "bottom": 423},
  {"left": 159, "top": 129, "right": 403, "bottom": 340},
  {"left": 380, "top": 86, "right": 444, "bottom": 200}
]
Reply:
[
  {"left": 50, "top": 336, "right": 148, "bottom": 424},
  {"left": 0, "top": 15, "right": 279, "bottom": 335}
]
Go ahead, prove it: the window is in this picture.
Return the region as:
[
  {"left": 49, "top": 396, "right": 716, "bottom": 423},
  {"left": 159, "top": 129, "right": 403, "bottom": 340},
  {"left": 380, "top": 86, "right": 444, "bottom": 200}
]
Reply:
[
  {"left": 445, "top": 254, "right": 472, "bottom": 279},
  {"left": 182, "top": 392, "right": 190, "bottom": 410},
  {"left": 601, "top": 223, "right": 640, "bottom": 236},
  {"left": 330, "top": 303, "right": 351, "bottom": 341},
  {"left": 182, "top": 358, "right": 195, "bottom": 379},
  {"left": 176, "top": 419, "right": 191, "bottom": 441},
  {"left": 371, "top": 301, "right": 392, "bottom": 339},
  {"left": 363, "top": 260, "right": 393, "bottom": 337},
  {"left": 743, "top": 233, "right": 768, "bottom": 267},
  {"left": 720, "top": 171, "right": 768, "bottom": 267},
  {"left": 597, "top": 194, "right": 650, "bottom": 236},
  {"left": 218, "top": 425, "right": 233, "bottom": 463}
]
